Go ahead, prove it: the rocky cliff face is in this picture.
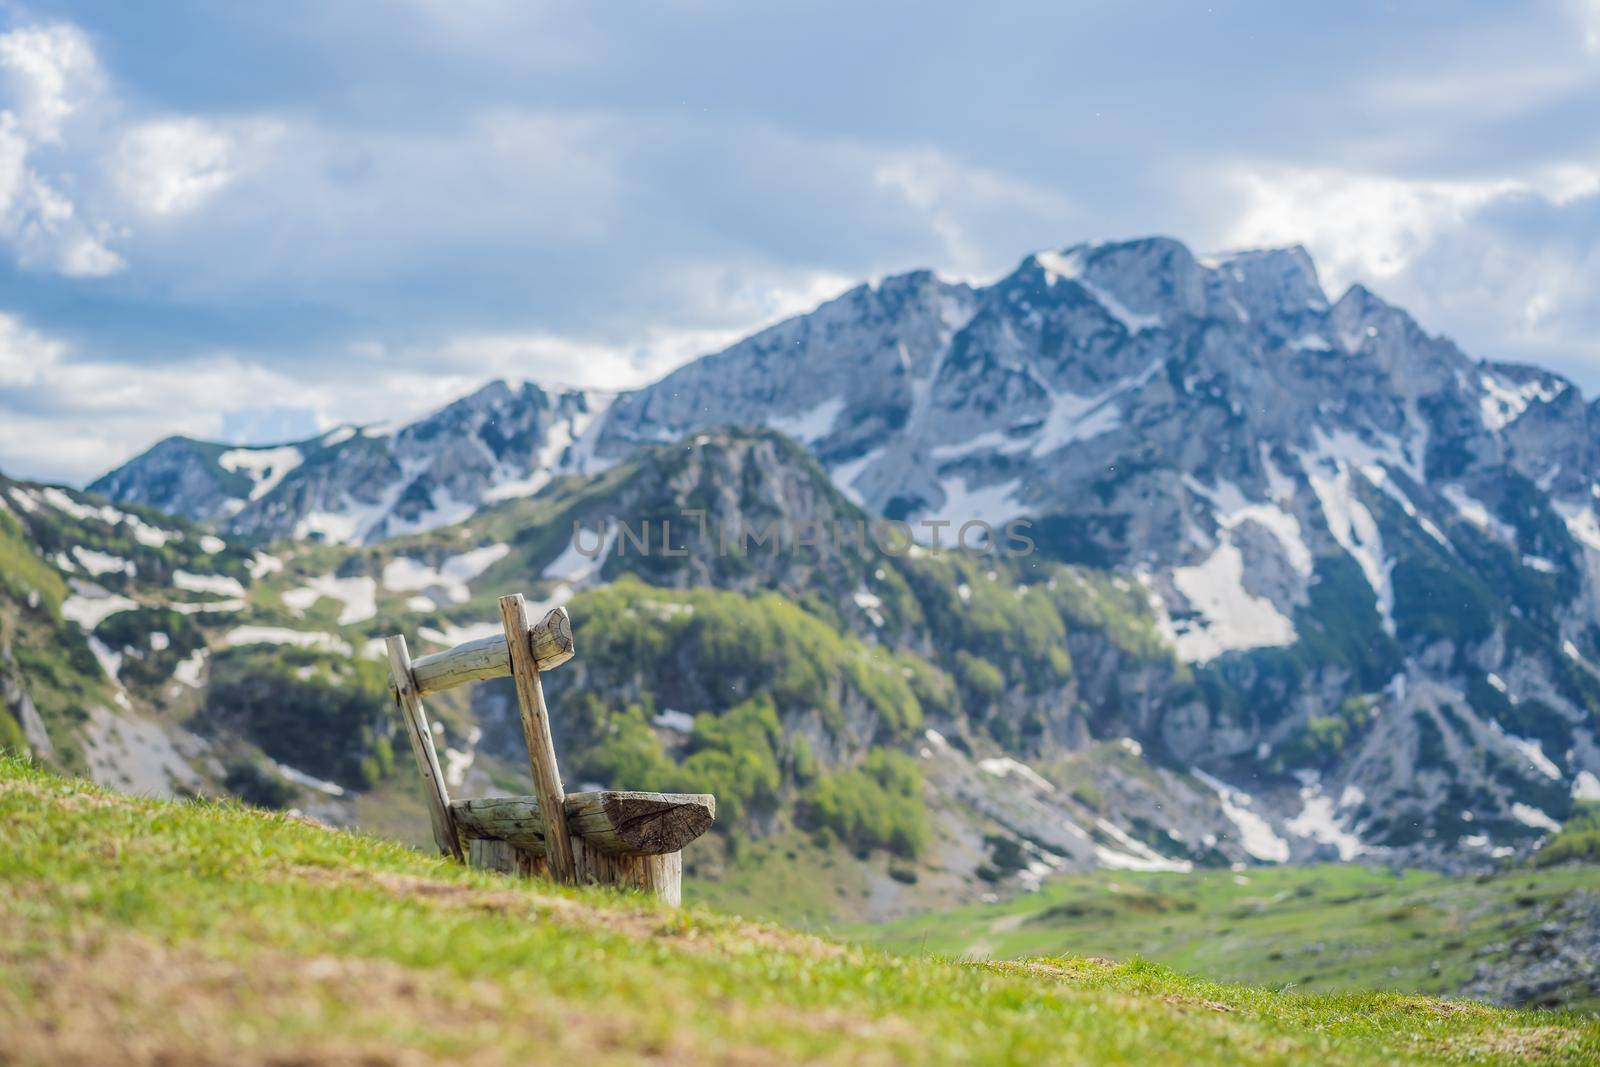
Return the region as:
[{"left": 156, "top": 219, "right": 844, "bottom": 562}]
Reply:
[{"left": 582, "top": 238, "right": 1600, "bottom": 862}]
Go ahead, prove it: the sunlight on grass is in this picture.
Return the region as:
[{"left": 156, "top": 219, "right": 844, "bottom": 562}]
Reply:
[{"left": 1, "top": 754, "right": 1595, "bottom": 1065}]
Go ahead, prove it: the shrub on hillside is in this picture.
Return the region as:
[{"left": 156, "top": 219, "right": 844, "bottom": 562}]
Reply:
[
  {"left": 1534, "top": 801, "right": 1600, "bottom": 867},
  {"left": 799, "top": 749, "right": 929, "bottom": 858},
  {"left": 576, "top": 695, "right": 786, "bottom": 826},
  {"left": 201, "top": 647, "right": 394, "bottom": 790},
  {"left": 224, "top": 759, "right": 296, "bottom": 809}
]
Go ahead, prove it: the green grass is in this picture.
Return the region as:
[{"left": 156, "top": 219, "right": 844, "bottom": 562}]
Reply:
[
  {"left": 856, "top": 863, "right": 1600, "bottom": 1011},
  {"left": 2, "top": 756, "right": 1597, "bottom": 1065},
  {"left": 688, "top": 826, "right": 877, "bottom": 927}
]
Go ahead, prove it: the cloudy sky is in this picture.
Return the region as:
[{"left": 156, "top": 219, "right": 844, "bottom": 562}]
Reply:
[{"left": 0, "top": 1, "right": 1597, "bottom": 484}]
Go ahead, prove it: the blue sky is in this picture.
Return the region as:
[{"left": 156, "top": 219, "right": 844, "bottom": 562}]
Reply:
[{"left": 0, "top": 1, "right": 1597, "bottom": 483}]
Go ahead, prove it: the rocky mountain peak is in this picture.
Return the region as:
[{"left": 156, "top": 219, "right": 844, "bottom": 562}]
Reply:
[
  {"left": 46, "top": 233, "right": 1600, "bottom": 872},
  {"left": 1205, "top": 244, "right": 1328, "bottom": 321}
]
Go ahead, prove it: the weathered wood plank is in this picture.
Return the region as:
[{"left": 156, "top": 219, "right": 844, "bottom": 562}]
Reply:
[
  {"left": 567, "top": 791, "right": 717, "bottom": 855},
  {"left": 468, "top": 823, "right": 681, "bottom": 904},
  {"left": 468, "top": 837, "right": 516, "bottom": 875},
  {"left": 468, "top": 838, "right": 545, "bottom": 878},
  {"left": 499, "top": 594, "right": 577, "bottom": 882},
  {"left": 573, "top": 838, "right": 682, "bottom": 906},
  {"left": 449, "top": 791, "right": 716, "bottom": 855},
  {"left": 409, "top": 606, "right": 573, "bottom": 696},
  {"left": 385, "top": 635, "right": 462, "bottom": 862}
]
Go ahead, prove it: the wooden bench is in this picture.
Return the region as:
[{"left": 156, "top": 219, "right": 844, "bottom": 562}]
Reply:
[{"left": 384, "top": 594, "right": 714, "bottom": 905}]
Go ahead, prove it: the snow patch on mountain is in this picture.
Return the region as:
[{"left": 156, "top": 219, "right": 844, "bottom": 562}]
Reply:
[
  {"left": 382, "top": 485, "right": 478, "bottom": 539},
  {"left": 1511, "top": 803, "right": 1561, "bottom": 833},
  {"left": 1036, "top": 249, "right": 1162, "bottom": 333},
  {"left": 1285, "top": 776, "right": 1366, "bottom": 860},
  {"left": 1553, "top": 499, "right": 1600, "bottom": 553},
  {"left": 281, "top": 574, "right": 378, "bottom": 626},
  {"left": 977, "top": 756, "right": 1056, "bottom": 793},
  {"left": 73, "top": 546, "right": 135, "bottom": 577},
  {"left": 222, "top": 626, "right": 351, "bottom": 656},
  {"left": 543, "top": 525, "right": 616, "bottom": 584},
  {"left": 382, "top": 543, "right": 509, "bottom": 605},
  {"left": 1170, "top": 539, "right": 1297, "bottom": 662},
  {"left": 924, "top": 476, "right": 1022, "bottom": 528},
  {"left": 87, "top": 636, "right": 123, "bottom": 681},
  {"left": 484, "top": 392, "right": 616, "bottom": 503},
  {"left": 1479, "top": 372, "right": 1565, "bottom": 432},
  {"left": 173, "top": 570, "right": 246, "bottom": 597},
  {"left": 1443, "top": 484, "right": 1516, "bottom": 544},
  {"left": 219, "top": 445, "right": 303, "bottom": 502},
  {"left": 768, "top": 396, "right": 846, "bottom": 445},
  {"left": 170, "top": 598, "right": 245, "bottom": 615},
  {"left": 1093, "top": 817, "right": 1193, "bottom": 872},
  {"left": 35, "top": 487, "right": 126, "bottom": 525},
  {"left": 268, "top": 758, "right": 346, "bottom": 797},
  {"left": 420, "top": 620, "right": 504, "bottom": 647},
  {"left": 171, "top": 648, "right": 208, "bottom": 688},
  {"left": 1488, "top": 719, "right": 1562, "bottom": 781},
  {"left": 1301, "top": 433, "right": 1395, "bottom": 634},
  {"left": 1186, "top": 475, "right": 1313, "bottom": 577},
  {"left": 1191, "top": 768, "right": 1290, "bottom": 863},
  {"left": 830, "top": 447, "right": 883, "bottom": 507},
  {"left": 1030, "top": 360, "right": 1160, "bottom": 458},
  {"left": 61, "top": 584, "right": 137, "bottom": 630}
]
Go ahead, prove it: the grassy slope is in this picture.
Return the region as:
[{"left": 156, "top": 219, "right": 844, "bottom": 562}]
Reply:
[
  {"left": 857, "top": 863, "right": 1600, "bottom": 1010},
  {"left": 2, "top": 758, "right": 1597, "bottom": 1066}
]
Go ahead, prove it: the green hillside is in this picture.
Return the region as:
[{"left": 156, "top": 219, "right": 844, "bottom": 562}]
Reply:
[
  {"left": 857, "top": 862, "right": 1600, "bottom": 1012},
  {"left": 1, "top": 755, "right": 1596, "bottom": 1066}
]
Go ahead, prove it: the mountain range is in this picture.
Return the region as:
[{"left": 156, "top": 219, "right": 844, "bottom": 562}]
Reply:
[{"left": 7, "top": 235, "right": 1600, "bottom": 918}]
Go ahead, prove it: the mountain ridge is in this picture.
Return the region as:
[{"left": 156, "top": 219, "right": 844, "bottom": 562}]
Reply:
[{"left": 53, "top": 235, "right": 1600, "bottom": 881}]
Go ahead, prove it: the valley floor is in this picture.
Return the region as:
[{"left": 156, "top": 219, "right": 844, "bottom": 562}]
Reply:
[
  {"left": 2, "top": 756, "right": 1598, "bottom": 1065},
  {"left": 854, "top": 863, "right": 1600, "bottom": 1014}
]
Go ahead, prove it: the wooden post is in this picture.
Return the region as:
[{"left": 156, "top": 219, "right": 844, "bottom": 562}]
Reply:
[
  {"left": 408, "top": 608, "right": 574, "bottom": 696},
  {"left": 386, "top": 635, "right": 463, "bottom": 862},
  {"left": 468, "top": 838, "right": 545, "bottom": 879},
  {"left": 498, "top": 594, "right": 577, "bottom": 883},
  {"left": 572, "top": 840, "right": 683, "bottom": 906}
]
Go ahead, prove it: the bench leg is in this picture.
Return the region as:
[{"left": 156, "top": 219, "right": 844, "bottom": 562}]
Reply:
[
  {"left": 467, "top": 837, "right": 682, "bottom": 907},
  {"left": 573, "top": 838, "right": 682, "bottom": 907},
  {"left": 468, "top": 838, "right": 549, "bottom": 879}
]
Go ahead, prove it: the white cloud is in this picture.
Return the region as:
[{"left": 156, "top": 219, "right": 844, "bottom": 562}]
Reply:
[
  {"left": 1220, "top": 163, "right": 1600, "bottom": 292},
  {"left": 115, "top": 118, "right": 242, "bottom": 217},
  {"left": 0, "top": 253, "right": 865, "bottom": 483},
  {"left": 1204, "top": 158, "right": 1600, "bottom": 387},
  {"left": 0, "top": 19, "right": 274, "bottom": 274},
  {"left": 0, "top": 20, "right": 123, "bottom": 275},
  {"left": 0, "top": 22, "right": 101, "bottom": 141},
  {"left": 874, "top": 149, "right": 1075, "bottom": 280},
  {"left": 382, "top": 267, "right": 855, "bottom": 391},
  {"left": 431, "top": 329, "right": 734, "bottom": 391},
  {"left": 1222, "top": 166, "right": 1520, "bottom": 287},
  {"left": 0, "top": 310, "right": 427, "bottom": 482},
  {"left": 1571, "top": 0, "right": 1600, "bottom": 52},
  {"left": 55, "top": 230, "right": 123, "bottom": 276},
  {"left": 0, "top": 309, "right": 64, "bottom": 385}
]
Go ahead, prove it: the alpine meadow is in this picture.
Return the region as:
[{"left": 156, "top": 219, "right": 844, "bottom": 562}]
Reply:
[{"left": 3, "top": 3, "right": 1600, "bottom": 1064}]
